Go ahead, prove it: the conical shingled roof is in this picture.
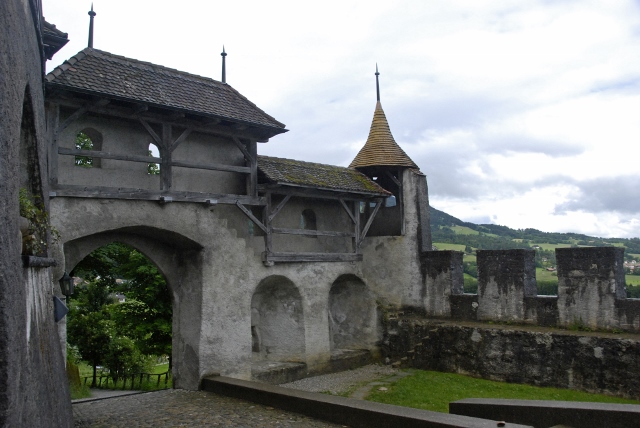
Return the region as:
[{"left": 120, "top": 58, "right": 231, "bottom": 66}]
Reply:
[{"left": 349, "top": 101, "right": 418, "bottom": 169}]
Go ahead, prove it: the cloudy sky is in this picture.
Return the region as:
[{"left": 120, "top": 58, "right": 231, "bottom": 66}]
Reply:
[{"left": 45, "top": 1, "right": 640, "bottom": 238}]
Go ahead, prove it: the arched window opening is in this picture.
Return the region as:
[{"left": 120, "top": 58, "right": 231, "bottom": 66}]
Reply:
[
  {"left": 68, "top": 242, "right": 172, "bottom": 388},
  {"left": 148, "top": 143, "right": 160, "bottom": 175},
  {"left": 75, "top": 128, "right": 103, "bottom": 168},
  {"left": 300, "top": 209, "right": 317, "bottom": 237}
]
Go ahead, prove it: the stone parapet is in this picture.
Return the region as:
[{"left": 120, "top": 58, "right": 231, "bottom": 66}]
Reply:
[{"left": 423, "top": 250, "right": 464, "bottom": 317}]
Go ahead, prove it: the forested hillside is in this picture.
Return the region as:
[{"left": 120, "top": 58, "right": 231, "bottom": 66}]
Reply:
[{"left": 430, "top": 207, "right": 640, "bottom": 254}]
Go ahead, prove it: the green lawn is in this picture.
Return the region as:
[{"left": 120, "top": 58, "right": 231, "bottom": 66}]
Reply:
[
  {"left": 536, "top": 268, "right": 558, "bottom": 281},
  {"left": 450, "top": 226, "right": 480, "bottom": 235},
  {"left": 626, "top": 275, "right": 640, "bottom": 286},
  {"left": 366, "top": 370, "right": 640, "bottom": 413}
]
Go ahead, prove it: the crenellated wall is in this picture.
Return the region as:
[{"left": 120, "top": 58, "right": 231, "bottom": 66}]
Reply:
[{"left": 424, "top": 247, "right": 640, "bottom": 332}]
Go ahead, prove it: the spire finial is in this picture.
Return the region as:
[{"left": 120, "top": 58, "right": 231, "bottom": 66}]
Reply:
[
  {"left": 375, "top": 63, "right": 380, "bottom": 102},
  {"left": 88, "top": 3, "right": 96, "bottom": 48},
  {"left": 221, "top": 45, "right": 227, "bottom": 84}
]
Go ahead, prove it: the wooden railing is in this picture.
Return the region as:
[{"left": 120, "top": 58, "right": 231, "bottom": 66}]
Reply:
[{"left": 83, "top": 371, "right": 171, "bottom": 390}]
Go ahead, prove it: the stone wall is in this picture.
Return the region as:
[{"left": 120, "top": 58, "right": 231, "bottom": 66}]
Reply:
[
  {"left": 425, "top": 247, "right": 640, "bottom": 332},
  {"left": 0, "top": 0, "right": 73, "bottom": 425},
  {"left": 383, "top": 319, "right": 640, "bottom": 400}
]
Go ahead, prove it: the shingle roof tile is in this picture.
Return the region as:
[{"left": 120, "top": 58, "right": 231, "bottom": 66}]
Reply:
[
  {"left": 349, "top": 101, "right": 418, "bottom": 169},
  {"left": 258, "top": 155, "right": 390, "bottom": 197},
  {"left": 45, "top": 48, "right": 286, "bottom": 133}
]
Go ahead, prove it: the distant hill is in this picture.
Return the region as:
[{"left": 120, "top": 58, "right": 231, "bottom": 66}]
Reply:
[{"left": 429, "top": 206, "right": 640, "bottom": 254}]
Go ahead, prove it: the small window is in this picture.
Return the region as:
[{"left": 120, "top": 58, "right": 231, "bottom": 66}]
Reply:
[
  {"left": 75, "top": 128, "right": 102, "bottom": 168},
  {"left": 300, "top": 209, "right": 317, "bottom": 237},
  {"left": 148, "top": 143, "right": 160, "bottom": 175},
  {"left": 385, "top": 195, "right": 397, "bottom": 207}
]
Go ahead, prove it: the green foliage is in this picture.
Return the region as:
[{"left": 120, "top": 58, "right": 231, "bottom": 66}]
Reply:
[
  {"left": 68, "top": 242, "right": 172, "bottom": 388},
  {"left": 147, "top": 150, "right": 160, "bottom": 175},
  {"left": 463, "top": 276, "right": 477, "bottom": 294},
  {"left": 537, "top": 280, "right": 558, "bottom": 296},
  {"left": 627, "top": 284, "right": 640, "bottom": 299},
  {"left": 19, "top": 188, "right": 58, "bottom": 255},
  {"left": 366, "top": 370, "right": 640, "bottom": 413},
  {"left": 75, "top": 131, "right": 94, "bottom": 167}
]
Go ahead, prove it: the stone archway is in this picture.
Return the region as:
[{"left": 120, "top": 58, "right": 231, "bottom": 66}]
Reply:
[
  {"left": 62, "top": 226, "right": 204, "bottom": 390},
  {"left": 328, "top": 274, "right": 380, "bottom": 351},
  {"left": 251, "top": 275, "right": 305, "bottom": 362}
]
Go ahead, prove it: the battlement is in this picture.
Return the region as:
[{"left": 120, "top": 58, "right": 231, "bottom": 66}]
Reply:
[{"left": 424, "top": 247, "right": 640, "bottom": 332}]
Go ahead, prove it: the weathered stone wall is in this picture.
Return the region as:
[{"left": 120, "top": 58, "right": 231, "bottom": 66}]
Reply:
[
  {"left": 477, "top": 250, "right": 537, "bottom": 322},
  {"left": 426, "top": 247, "right": 640, "bottom": 332},
  {"left": 0, "top": 0, "right": 73, "bottom": 425},
  {"left": 384, "top": 319, "right": 640, "bottom": 400}
]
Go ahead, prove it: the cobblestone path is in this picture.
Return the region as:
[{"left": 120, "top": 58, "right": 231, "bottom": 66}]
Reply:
[{"left": 73, "top": 389, "right": 346, "bottom": 427}]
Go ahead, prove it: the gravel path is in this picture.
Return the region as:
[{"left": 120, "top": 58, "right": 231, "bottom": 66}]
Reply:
[{"left": 279, "top": 364, "right": 399, "bottom": 395}]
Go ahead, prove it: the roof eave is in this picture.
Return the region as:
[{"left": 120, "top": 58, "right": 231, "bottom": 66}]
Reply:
[{"left": 45, "top": 82, "right": 288, "bottom": 138}]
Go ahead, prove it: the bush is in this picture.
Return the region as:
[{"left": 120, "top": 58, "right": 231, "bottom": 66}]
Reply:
[
  {"left": 463, "top": 277, "right": 478, "bottom": 294},
  {"left": 537, "top": 280, "right": 558, "bottom": 296}
]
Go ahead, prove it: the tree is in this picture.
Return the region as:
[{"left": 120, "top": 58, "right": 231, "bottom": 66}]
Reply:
[
  {"left": 67, "top": 281, "right": 113, "bottom": 387},
  {"left": 71, "top": 242, "right": 172, "bottom": 369},
  {"left": 75, "top": 131, "right": 94, "bottom": 167}
]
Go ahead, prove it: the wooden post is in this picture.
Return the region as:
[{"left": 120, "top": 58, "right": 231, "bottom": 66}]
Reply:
[
  {"left": 247, "top": 139, "right": 257, "bottom": 197},
  {"left": 161, "top": 123, "right": 172, "bottom": 191},
  {"left": 47, "top": 103, "right": 60, "bottom": 186}
]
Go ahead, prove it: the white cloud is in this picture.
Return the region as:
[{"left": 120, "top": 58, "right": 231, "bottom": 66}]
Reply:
[{"left": 45, "top": 0, "right": 640, "bottom": 238}]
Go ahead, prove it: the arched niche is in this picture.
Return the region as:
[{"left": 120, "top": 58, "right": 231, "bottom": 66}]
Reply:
[
  {"left": 328, "top": 274, "right": 380, "bottom": 351},
  {"left": 251, "top": 276, "right": 305, "bottom": 362}
]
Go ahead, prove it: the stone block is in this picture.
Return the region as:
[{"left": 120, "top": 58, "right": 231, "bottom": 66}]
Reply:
[
  {"left": 423, "top": 251, "right": 464, "bottom": 317},
  {"left": 477, "top": 250, "right": 536, "bottom": 322},
  {"left": 557, "top": 247, "right": 625, "bottom": 330}
]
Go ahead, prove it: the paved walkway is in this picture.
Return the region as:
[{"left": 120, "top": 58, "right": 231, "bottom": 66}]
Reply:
[
  {"left": 73, "top": 365, "right": 400, "bottom": 427},
  {"left": 73, "top": 389, "right": 347, "bottom": 427}
]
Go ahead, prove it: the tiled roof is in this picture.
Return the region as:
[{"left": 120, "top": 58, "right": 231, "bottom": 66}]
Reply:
[
  {"left": 42, "top": 20, "right": 69, "bottom": 60},
  {"left": 349, "top": 101, "right": 418, "bottom": 169},
  {"left": 46, "top": 48, "right": 286, "bottom": 133},
  {"left": 258, "top": 156, "right": 390, "bottom": 197}
]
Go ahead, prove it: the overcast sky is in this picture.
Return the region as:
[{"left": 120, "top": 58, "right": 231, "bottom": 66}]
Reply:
[{"left": 45, "top": 1, "right": 640, "bottom": 239}]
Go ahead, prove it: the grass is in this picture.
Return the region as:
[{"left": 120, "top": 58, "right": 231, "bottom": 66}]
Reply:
[
  {"left": 78, "top": 362, "right": 171, "bottom": 391},
  {"left": 433, "top": 242, "right": 466, "bottom": 252},
  {"left": 536, "top": 268, "right": 558, "bottom": 281},
  {"left": 626, "top": 275, "right": 640, "bottom": 286},
  {"left": 366, "top": 370, "right": 640, "bottom": 413}
]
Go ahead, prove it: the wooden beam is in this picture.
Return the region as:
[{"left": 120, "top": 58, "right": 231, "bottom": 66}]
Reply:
[
  {"left": 49, "top": 98, "right": 284, "bottom": 142},
  {"left": 231, "top": 136, "right": 252, "bottom": 161},
  {"left": 271, "top": 228, "right": 355, "bottom": 238},
  {"left": 268, "top": 194, "right": 291, "bottom": 222},
  {"left": 264, "top": 192, "right": 273, "bottom": 256},
  {"left": 263, "top": 252, "right": 363, "bottom": 263},
  {"left": 56, "top": 105, "right": 87, "bottom": 136},
  {"left": 259, "top": 185, "right": 387, "bottom": 202},
  {"left": 161, "top": 123, "right": 172, "bottom": 190},
  {"left": 385, "top": 170, "right": 401, "bottom": 187},
  {"left": 170, "top": 127, "right": 193, "bottom": 152},
  {"left": 49, "top": 185, "right": 266, "bottom": 205},
  {"left": 339, "top": 199, "right": 357, "bottom": 224},
  {"left": 58, "top": 147, "right": 161, "bottom": 164},
  {"left": 171, "top": 160, "right": 250, "bottom": 174},
  {"left": 235, "top": 201, "right": 267, "bottom": 233},
  {"left": 358, "top": 199, "right": 383, "bottom": 248},
  {"left": 139, "top": 118, "right": 162, "bottom": 146},
  {"left": 47, "top": 102, "right": 60, "bottom": 185},
  {"left": 247, "top": 140, "right": 257, "bottom": 197}
]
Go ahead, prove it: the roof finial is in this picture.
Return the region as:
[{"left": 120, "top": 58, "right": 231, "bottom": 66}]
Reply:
[
  {"left": 88, "top": 3, "right": 96, "bottom": 48},
  {"left": 221, "top": 45, "right": 227, "bottom": 84},
  {"left": 375, "top": 63, "right": 380, "bottom": 102}
]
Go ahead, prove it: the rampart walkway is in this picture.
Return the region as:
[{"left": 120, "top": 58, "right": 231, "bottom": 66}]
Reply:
[{"left": 73, "top": 389, "right": 345, "bottom": 427}]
